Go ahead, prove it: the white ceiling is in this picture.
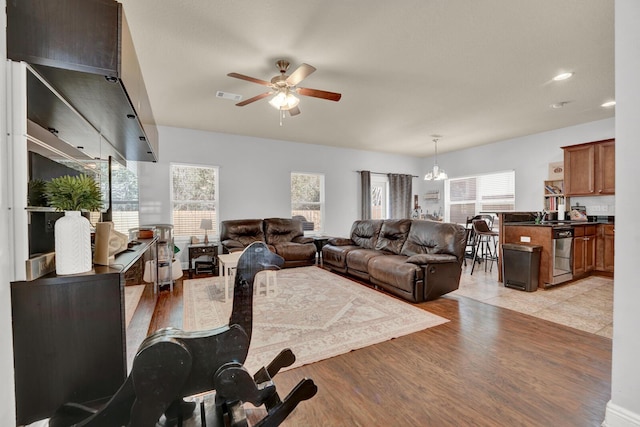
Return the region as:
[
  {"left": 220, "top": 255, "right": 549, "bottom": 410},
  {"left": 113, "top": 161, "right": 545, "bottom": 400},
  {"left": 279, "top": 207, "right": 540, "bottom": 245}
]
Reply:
[{"left": 119, "top": 0, "right": 614, "bottom": 158}]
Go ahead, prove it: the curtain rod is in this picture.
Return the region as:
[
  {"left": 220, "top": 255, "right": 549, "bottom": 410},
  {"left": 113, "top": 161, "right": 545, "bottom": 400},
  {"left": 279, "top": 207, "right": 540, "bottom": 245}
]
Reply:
[{"left": 355, "top": 170, "right": 419, "bottom": 178}]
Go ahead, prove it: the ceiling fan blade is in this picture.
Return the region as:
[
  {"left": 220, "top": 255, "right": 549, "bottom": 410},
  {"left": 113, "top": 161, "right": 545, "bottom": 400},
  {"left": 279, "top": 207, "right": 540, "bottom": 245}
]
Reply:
[
  {"left": 288, "top": 106, "right": 301, "bottom": 116},
  {"left": 227, "top": 72, "right": 271, "bottom": 86},
  {"left": 235, "top": 92, "right": 272, "bottom": 106},
  {"left": 286, "top": 63, "right": 316, "bottom": 86},
  {"left": 297, "top": 87, "right": 342, "bottom": 102}
]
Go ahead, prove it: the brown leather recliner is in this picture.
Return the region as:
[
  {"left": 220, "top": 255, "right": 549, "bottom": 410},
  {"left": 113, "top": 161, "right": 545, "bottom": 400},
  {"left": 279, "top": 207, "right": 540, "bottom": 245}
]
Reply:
[
  {"left": 323, "top": 219, "right": 466, "bottom": 302},
  {"left": 220, "top": 218, "right": 317, "bottom": 268}
]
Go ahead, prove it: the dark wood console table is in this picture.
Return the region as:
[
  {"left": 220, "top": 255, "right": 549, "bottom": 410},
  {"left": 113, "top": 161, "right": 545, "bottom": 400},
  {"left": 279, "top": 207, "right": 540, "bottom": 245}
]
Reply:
[
  {"left": 188, "top": 243, "right": 218, "bottom": 278},
  {"left": 10, "top": 238, "right": 156, "bottom": 425}
]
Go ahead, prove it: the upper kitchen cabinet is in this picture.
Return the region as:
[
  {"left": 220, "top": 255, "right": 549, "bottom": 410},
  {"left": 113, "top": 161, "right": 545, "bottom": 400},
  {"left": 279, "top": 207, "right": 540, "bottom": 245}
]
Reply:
[
  {"left": 596, "top": 139, "right": 616, "bottom": 194},
  {"left": 562, "top": 139, "right": 615, "bottom": 196},
  {"left": 7, "top": 0, "right": 158, "bottom": 162}
]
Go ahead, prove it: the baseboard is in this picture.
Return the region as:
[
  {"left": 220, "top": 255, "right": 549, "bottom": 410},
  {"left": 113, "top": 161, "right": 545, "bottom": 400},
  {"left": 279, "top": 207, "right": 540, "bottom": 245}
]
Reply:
[{"left": 604, "top": 401, "right": 640, "bottom": 427}]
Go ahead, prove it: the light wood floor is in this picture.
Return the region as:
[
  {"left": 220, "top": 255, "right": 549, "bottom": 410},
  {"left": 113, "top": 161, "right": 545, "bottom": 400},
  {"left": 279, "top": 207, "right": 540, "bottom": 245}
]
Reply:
[{"left": 126, "top": 266, "right": 612, "bottom": 426}]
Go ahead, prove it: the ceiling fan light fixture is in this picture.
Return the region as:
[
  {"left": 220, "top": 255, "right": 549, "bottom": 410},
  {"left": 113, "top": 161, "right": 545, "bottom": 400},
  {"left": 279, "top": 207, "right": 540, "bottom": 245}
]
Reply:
[
  {"left": 553, "top": 72, "right": 574, "bottom": 81},
  {"left": 268, "top": 89, "right": 300, "bottom": 111}
]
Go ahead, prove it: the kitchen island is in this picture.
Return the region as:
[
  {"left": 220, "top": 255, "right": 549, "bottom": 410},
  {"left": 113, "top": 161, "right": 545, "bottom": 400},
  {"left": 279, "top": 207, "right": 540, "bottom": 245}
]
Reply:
[{"left": 502, "top": 219, "right": 614, "bottom": 289}]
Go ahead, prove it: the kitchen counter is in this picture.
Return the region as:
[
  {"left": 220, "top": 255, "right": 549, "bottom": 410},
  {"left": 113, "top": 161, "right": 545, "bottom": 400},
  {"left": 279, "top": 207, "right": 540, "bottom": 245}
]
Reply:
[{"left": 504, "top": 221, "right": 612, "bottom": 227}]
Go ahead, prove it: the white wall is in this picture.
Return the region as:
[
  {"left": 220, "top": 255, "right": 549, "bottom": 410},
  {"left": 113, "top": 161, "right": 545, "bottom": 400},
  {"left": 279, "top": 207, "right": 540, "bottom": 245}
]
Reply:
[
  {"left": 420, "top": 118, "right": 615, "bottom": 216},
  {"left": 138, "top": 126, "right": 425, "bottom": 238},
  {"left": 0, "top": 0, "right": 17, "bottom": 423},
  {"left": 606, "top": 0, "right": 640, "bottom": 425}
]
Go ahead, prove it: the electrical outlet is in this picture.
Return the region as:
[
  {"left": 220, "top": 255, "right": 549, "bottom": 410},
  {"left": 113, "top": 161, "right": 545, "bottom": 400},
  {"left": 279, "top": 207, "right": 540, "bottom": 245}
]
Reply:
[
  {"left": 520, "top": 236, "right": 531, "bottom": 243},
  {"left": 602, "top": 205, "right": 609, "bottom": 212},
  {"left": 592, "top": 206, "right": 601, "bottom": 212}
]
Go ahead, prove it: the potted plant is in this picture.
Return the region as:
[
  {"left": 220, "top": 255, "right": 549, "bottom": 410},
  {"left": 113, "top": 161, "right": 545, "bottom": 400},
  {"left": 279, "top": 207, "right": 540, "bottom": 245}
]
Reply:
[{"left": 45, "top": 175, "right": 103, "bottom": 274}]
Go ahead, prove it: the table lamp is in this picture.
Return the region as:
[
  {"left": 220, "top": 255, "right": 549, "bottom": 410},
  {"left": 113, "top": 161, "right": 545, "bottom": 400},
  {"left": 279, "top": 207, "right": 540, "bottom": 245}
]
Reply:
[{"left": 200, "top": 219, "right": 213, "bottom": 244}]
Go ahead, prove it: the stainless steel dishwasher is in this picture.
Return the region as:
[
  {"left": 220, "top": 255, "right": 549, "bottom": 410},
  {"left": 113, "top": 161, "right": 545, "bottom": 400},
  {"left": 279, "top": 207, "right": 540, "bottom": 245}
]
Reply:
[{"left": 551, "top": 227, "right": 574, "bottom": 285}]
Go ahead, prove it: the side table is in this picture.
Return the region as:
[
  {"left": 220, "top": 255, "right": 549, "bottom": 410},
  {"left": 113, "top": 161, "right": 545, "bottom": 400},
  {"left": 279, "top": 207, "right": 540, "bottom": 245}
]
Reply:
[
  {"left": 313, "top": 236, "right": 331, "bottom": 265},
  {"left": 218, "top": 252, "right": 243, "bottom": 303},
  {"left": 188, "top": 243, "right": 218, "bottom": 279}
]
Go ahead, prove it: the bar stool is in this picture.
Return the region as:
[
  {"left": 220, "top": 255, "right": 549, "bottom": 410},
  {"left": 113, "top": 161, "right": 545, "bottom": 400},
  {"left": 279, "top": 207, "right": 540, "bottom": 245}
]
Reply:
[{"left": 471, "top": 219, "right": 499, "bottom": 274}]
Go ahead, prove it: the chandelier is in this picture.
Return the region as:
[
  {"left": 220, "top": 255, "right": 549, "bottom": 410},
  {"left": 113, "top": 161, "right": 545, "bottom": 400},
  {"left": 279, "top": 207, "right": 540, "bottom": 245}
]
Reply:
[{"left": 424, "top": 137, "right": 448, "bottom": 181}]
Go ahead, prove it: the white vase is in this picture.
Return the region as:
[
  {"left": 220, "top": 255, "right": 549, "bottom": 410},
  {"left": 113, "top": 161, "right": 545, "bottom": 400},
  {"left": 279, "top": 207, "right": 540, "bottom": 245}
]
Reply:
[{"left": 54, "top": 211, "right": 93, "bottom": 275}]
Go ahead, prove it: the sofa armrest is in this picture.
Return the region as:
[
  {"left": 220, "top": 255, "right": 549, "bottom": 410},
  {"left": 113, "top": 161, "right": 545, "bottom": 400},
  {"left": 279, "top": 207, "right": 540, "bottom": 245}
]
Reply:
[
  {"left": 292, "top": 236, "right": 314, "bottom": 244},
  {"left": 328, "top": 237, "right": 354, "bottom": 246},
  {"left": 221, "top": 239, "right": 245, "bottom": 251},
  {"left": 405, "top": 253, "right": 458, "bottom": 265}
]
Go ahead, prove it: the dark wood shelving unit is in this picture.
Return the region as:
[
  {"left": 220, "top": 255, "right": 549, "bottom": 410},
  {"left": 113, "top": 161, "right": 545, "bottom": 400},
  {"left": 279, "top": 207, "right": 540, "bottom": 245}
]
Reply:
[{"left": 10, "top": 238, "right": 156, "bottom": 425}]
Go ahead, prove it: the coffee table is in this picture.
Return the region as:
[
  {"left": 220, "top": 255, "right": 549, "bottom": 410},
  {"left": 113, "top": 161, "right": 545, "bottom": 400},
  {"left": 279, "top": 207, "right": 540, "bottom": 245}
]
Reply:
[{"left": 218, "top": 252, "right": 242, "bottom": 302}]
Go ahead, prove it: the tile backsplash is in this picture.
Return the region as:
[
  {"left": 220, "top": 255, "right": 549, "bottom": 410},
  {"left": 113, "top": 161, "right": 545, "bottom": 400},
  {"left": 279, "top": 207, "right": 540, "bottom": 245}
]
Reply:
[{"left": 570, "top": 195, "right": 615, "bottom": 216}]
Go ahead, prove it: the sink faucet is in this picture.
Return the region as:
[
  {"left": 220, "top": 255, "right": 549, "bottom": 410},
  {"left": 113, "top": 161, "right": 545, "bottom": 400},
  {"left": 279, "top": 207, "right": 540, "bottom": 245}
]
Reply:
[{"left": 535, "top": 211, "right": 549, "bottom": 224}]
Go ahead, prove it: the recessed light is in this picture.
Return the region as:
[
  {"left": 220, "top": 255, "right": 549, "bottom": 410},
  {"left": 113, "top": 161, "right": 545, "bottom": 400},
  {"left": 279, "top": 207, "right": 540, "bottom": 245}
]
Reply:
[
  {"left": 551, "top": 101, "right": 569, "bottom": 109},
  {"left": 553, "top": 72, "right": 574, "bottom": 81},
  {"left": 601, "top": 100, "right": 616, "bottom": 108}
]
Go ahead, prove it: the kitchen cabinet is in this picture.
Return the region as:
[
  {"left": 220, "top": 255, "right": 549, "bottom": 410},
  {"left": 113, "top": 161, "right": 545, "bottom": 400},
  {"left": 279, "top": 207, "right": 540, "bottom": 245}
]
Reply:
[
  {"left": 563, "top": 139, "right": 615, "bottom": 196},
  {"left": 573, "top": 225, "right": 596, "bottom": 278},
  {"left": 596, "top": 224, "right": 615, "bottom": 273},
  {"left": 596, "top": 140, "right": 616, "bottom": 194}
]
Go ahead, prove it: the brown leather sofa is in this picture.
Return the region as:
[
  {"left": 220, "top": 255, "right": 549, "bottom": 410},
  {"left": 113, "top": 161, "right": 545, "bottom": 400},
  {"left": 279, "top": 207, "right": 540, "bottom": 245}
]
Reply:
[
  {"left": 220, "top": 218, "right": 317, "bottom": 268},
  {"left": 322, "top": 219, "right": 467, "bottom": 302}
]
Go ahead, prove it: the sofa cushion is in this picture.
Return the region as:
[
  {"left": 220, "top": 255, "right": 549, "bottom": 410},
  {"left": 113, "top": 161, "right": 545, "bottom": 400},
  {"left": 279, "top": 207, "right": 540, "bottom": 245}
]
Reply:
[
  {"left": 272, "top": 242, "right": 317, "bottom": 261},
  {"left": 368, "top": 255, "right": 423, "bottom": 294},
  {"left": 264, "top": 218, "right": 304, "bottom": 244},
  {"left": 323, "top": 244, "right": 359, "bottom": 270},
  {"left": 350, "top": 220, "right": 384, "bottom": 249},
  {"left": 401, "top": 220, "right": 467, "bottom": 261},
  {"left": 220, "top": 219, "right": 265, "bottom": 246},
  {"left": 346, "top": 248, "right": 385, "bottom": 273},
  {"left": 375, "top": 219, "right": 412, "bottom": 254}
]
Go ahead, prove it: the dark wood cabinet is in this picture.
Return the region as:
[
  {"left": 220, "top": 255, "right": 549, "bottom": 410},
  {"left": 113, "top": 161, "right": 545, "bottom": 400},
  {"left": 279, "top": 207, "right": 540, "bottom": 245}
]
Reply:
[
  {"left": 573, "top": 225, "right": 596, "bottom": 278},
  {"left": 564, "top": 144, "right": 595, "bottom": 195},
  {"left": 596, "top": 224, "right": 615, "bottom": 273},
  {"left": 11, "top": 273, "right": 126, "bottom": 425},
  {"left": 7, "top": 0, "right": 120, "bottom": 76},
  {"left": 188, "top": 243, "right": 219, "bottom": 278},
  {"left": 7, "top": 0, "right": 158, "bottom": 162},
  {"left": 596, "top": 140, "right": 616, "bottom": 194},
  {"left": 10, "top": 239, "right": 156, "bottom": 425},
  {"left": 563, "top": 139, "right": 615, "bottom": 196}
]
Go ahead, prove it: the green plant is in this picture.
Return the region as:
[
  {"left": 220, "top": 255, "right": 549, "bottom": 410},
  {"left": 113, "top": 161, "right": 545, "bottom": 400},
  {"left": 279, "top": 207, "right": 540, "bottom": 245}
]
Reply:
[
  {"left": 45, "top": 175, "right": 103, "bottom": 212},
  {"left": 28, "top": 179, "right": 49, "bottom": 207}
]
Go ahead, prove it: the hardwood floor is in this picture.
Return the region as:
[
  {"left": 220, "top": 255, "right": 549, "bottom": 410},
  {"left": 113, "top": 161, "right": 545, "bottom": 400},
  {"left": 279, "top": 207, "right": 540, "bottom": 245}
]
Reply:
[{"left": 127, "top": 268, "right": 612, "bottom": 426}]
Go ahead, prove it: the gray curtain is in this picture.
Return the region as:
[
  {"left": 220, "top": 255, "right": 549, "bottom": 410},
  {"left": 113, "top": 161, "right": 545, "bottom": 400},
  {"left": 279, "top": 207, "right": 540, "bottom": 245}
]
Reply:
[
  {"left": 360, "top": 170, "right": 371, "bottom": 220},
  {"left": 388, "top": 173, "right": 413, "bottom": 219}
]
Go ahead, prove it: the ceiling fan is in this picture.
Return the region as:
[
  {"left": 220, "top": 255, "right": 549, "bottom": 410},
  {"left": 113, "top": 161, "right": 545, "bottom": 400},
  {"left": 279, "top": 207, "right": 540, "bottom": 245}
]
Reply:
[{"left": 227, "top": 60, "right": 342, "bottom": 117}]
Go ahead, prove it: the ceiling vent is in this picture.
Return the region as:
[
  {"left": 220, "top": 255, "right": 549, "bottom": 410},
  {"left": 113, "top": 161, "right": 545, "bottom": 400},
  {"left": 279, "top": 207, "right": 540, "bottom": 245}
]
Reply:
[{"left": 216, "top": 91, "right": 243, "bottom": 102}]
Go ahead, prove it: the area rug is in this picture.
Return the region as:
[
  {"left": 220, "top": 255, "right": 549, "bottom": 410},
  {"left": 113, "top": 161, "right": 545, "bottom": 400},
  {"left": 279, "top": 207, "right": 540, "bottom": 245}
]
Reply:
[
  {"left": 124, "top": 284, "right": 145, "bottom": 328},
  {"left": 183, "top": 266, "right": 448, "bottom": 373},
  {"left": 451, "top": 273, "right": 613, "bottom": 338}
]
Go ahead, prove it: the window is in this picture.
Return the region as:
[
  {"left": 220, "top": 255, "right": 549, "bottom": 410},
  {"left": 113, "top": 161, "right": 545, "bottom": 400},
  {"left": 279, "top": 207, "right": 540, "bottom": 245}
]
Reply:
[
  {"left": 110, "top": 162, "right": 139, "bottom": 233},
  {"left": 171, "top": 164, "right": 218, "bottom": 239},
  {"left": 445, "top": 170, "right": 515, "bottom": 224},
  {"left": 291, "top": 172, "right": 324, "bottom": 233},
  {"left": 87, "top": 160, "right": 139, "bottom": 235},
  {"left": 371, "top": 175, "right": 389, "bottom": 219}
]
